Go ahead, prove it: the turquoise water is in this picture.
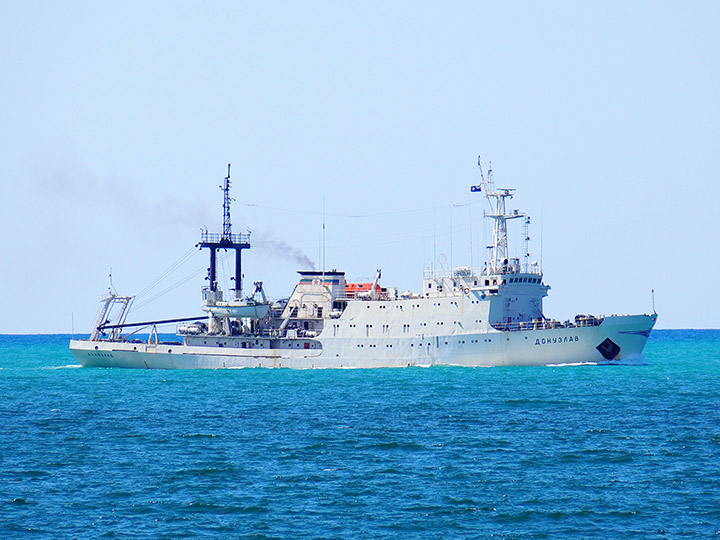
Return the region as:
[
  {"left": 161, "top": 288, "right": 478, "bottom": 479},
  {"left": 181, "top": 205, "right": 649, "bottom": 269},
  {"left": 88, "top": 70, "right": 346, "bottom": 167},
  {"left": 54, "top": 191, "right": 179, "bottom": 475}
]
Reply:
[{"left": 1, "top": 330, "right": 719, "bottom": 539}]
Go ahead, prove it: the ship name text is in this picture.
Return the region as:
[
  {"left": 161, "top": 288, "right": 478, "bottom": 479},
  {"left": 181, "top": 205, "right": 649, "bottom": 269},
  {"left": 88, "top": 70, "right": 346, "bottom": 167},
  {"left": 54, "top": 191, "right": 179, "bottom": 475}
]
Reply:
[{"left": 535, "top": 336, "right": 579, "bottom": 346}]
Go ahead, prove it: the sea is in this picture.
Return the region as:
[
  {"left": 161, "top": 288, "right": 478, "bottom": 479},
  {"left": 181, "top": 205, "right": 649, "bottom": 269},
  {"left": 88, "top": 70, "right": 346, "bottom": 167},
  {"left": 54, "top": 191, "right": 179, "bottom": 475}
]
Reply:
[{"left": 1, "top": 330, "right": 719, "bottom": 539}]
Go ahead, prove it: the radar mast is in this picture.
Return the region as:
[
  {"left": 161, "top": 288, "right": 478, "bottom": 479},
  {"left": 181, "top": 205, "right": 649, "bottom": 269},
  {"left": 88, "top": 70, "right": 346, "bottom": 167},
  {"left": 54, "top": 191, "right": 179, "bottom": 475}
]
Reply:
[
  {"left": 471, "top": 156, "right": 527, "bottom": 275},
  {"left": 198, "top": 164, "right": 251, "bottom": 298}
]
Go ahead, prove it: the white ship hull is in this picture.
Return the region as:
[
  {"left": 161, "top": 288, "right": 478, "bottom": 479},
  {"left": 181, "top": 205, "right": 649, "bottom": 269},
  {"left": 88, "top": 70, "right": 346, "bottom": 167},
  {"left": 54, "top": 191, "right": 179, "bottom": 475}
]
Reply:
[{"left": 70, "top": 313, "right": 656, "bottom": 369}]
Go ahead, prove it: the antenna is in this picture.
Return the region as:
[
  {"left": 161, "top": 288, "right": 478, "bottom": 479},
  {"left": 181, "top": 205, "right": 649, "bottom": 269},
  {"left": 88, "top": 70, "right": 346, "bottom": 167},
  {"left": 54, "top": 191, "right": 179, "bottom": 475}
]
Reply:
[
  {"left": 468, "top": 198, "right": 473, "bottom": 271},
  {"left": 652, "top": 288, "right": 656, "bottom": 314},
  {"left": 433, "top": 205, "right": 437, "bottom": 276},
  {"left": 540, "top": 196, "right": 544, "bottom": 273},
  {"left": 449, "top": 202, "right": 453, "bottom": 273},
  {"left": 222, "top": 163, "right": 232, "bottom": 240},
  {"left": 522, "top": 216, "right": 531, "bottom": 272}
]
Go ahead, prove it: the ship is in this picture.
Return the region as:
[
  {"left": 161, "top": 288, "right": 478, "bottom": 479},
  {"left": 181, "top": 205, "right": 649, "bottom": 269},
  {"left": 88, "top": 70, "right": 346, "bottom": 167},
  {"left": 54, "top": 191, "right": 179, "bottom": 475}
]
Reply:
[{"left": 69, "top": 159, "right": 657, "bottom": 369}]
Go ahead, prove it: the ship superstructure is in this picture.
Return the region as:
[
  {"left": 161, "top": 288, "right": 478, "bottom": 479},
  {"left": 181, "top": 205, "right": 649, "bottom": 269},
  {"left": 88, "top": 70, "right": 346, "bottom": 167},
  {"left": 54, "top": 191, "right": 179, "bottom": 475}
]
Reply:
[{"left": 70, "top": 159, "right": 657, "bottom": 369}]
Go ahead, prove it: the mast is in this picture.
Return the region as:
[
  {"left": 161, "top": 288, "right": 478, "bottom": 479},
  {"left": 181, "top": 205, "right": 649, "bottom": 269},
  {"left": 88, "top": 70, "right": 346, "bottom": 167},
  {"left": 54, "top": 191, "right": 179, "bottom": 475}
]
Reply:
[
  {"left": 471, "top": 156, "right": 526, "bottom": 275},
  {"left": 198, "top": 164, "right": 251, "bottom": 298},
  {"left": 522, "top": 215, "right": 531, "bottom": 273},
  {"left": 222, "top": 163, "right": 232, "bottom": 239}
]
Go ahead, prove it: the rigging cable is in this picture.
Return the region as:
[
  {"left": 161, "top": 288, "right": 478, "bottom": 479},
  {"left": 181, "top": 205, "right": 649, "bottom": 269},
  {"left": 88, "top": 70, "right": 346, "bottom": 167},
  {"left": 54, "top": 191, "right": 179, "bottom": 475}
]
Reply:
[
  {"left": 134, "top": 246, "right": 199, "bottom": 302},
  {"left": 133, "top": 251, "right": 231, "bottom": 311}
]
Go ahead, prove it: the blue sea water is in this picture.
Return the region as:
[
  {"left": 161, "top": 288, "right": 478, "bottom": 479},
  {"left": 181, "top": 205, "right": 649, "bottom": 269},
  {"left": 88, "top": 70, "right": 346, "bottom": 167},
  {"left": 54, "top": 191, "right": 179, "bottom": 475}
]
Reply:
[{"left": 1, "top": 331, "right": 719, "bottom": 539}]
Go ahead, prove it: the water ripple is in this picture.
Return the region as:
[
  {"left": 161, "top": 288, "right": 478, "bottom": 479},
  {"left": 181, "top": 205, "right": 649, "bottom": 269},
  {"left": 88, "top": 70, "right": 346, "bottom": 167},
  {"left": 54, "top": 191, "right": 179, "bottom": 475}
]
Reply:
[{"left": 1, "top": 332, "right": 720, "bottom": 538}]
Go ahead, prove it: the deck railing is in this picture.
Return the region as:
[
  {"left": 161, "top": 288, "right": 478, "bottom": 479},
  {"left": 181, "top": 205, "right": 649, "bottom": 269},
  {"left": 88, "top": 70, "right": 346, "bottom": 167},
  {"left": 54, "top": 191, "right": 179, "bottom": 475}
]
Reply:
[
  {"left": 199, "top": 231, "right": 251, "bottom": 244},
  {"left": 492, "top": 315, "right": 604, "bottom": 332}
]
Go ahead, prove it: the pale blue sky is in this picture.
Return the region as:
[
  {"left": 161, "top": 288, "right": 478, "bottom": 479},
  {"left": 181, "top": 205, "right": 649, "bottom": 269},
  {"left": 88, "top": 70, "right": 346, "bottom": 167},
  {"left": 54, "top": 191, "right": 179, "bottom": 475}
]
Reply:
[{"left": 1, "top": 1, "right": 718, "bottom": 333}]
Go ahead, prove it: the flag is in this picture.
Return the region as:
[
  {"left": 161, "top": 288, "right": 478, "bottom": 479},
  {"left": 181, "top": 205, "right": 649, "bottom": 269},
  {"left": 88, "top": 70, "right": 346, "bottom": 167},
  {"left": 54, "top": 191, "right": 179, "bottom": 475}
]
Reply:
[{"left": 471, "top": 184, "right": 482, "bottom": 192}]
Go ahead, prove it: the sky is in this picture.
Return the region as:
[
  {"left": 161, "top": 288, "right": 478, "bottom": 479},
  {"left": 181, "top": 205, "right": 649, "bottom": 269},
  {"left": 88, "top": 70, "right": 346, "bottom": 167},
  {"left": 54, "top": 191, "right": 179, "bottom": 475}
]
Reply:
[{"left": 1, "top": 1, "right": 718, "bottom": 333}]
